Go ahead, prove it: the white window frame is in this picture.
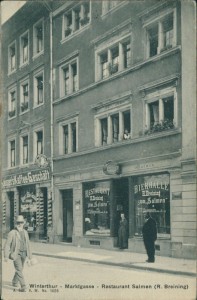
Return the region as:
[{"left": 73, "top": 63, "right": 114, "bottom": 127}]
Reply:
[
  {"left": 20, "top": 134, "right": 29, "bottom": 166},
  {"left": 33, "top": 69, "right": 44, "bottom": 107},
  {"left": 8, "top": 137, "right": 16, "bottom": 168},
  {"left": 94, "top": 104, "right": 132, "bottom": 147},
  {"left": 144, "top": 86, "right": 178, "bottom": 130},
  {"left": 8, "top": 40, "right": 16, "bottom": 74},
  {"left": 8, "top": 85, "right": 17, "bottom": 119},
  {"left": 95, "top": 35, "right": 131, "bottom": 82},
  {"left": 144, "top": 8, "right": 177, "bottom": 59},
  {"left": 20, "top": 30, "right": 29, "bottom": 67},
  {"left": 33, "top": 18, "right": 44, "bottom": 58},
  {"left": 62, "top": 1, "right": 91, "bottom": 41},
  {"left": 59, "top": 117, "right": 78, "bottom": 155},
  {"left": 60, "top": 57, "right": 79, "bottom": 97},
  {"left": 33, "top": 126, "right": 44, "bottom": 159},
  {"left": 20, "top": 77, "right": 29, "bottom": 114}
]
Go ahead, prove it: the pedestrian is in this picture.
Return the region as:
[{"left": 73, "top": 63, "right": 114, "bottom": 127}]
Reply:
[
  {"left": 142, "top": 212, "right": 157, "bottom": 263},
  {"left": 4, "top": 215, "right": 32, "bottom": 292},
  {"left": 118, "top": 213, "right": 128, "bottom": 249}
]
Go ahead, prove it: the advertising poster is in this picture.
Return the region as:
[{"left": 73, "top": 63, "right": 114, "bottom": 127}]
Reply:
[{"left": 0, "top": 1, "right": 196, "bottom": 300}]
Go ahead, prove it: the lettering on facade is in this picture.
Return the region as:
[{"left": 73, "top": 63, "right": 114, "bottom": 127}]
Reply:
[{"left": 2, "top": 169, "right": 50, "bottom": 188}]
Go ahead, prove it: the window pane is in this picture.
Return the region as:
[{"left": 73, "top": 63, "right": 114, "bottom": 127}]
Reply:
[
  {"left": 163, "top": 14, "right": 173, "bottom": 48},
  {"left": 63, "top": 125, "right": 69, "bottom": 154},
  {"left": 23, "top": 136, "right": 28, "bottom": 164},
  {"left": 148, "top": 26, "right": 158, "bottom": 57},
  {"left": 163, "top": 96, "right": 174, "bottom": 123},
  {"left": 100, "top": 53, "right": 108, "bottom": 79},
  {"left": 84, "top": 181, "right": 111, "bottom": 236},
  {"left": 36, "top": 26, "right": 43, "bottom": 53},
  {"left": 72, "top": 64, "right": 78, "bottom": 92},
  {"left": 149, "top": 101, "right": 159, "bottom": 128},
  {"left": 37, "top": 76, "right": 43, "bottom": 104},
  {"left": 10, "top": 140, "right": 15, "bottom": 167},
  {"left": 123, "top": 42, "right": 131, "bottom": 68},
  {"left": 101, "top": 118, "right": 108, "bottom": 145},
  {"left": 71, "top": 122, "right": 77, "bottom": 152},
  {"left": 134, "top": 173, "right": 170, "bottom": 235},
  {"left": 64, "top": 68, "right": 69, "bottom": 95},
  {"left": 37, "top": 131, "right": 43, "bottom": 155},
  {"left": 112, "top": 114, "right": 119, "bottom": 142}
]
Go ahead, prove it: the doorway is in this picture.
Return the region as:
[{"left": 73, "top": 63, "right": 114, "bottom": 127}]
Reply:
[
  {"left": 8, "top": 192, "right": 15, "bottom": 230},
  {"left": 41, "top": 187, "right": 48, "bottom": 239},
  {"left": 62, "top": 189, "right": 73, "bottom": 242}
]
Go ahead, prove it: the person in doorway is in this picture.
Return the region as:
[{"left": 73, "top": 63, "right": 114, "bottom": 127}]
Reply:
[
  {"left": 142, "top": 212, "right": 157, "bottom": 263},
  {"left": 4, "top": 215, "right": 32, "bottom": 292},
  {"left": 118, "top": 213, "right": 128, "bottom": 249}
]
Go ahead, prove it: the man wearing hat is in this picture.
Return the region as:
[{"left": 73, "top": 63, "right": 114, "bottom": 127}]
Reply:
[
  {"left": 4, "top": 215, "right": 32, "bottom": 292},
  {"left": 142, "top": 212, "right": 157, "bottom": 263}
]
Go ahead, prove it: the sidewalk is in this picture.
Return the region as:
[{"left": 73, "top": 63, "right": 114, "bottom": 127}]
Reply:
[{"left": 27, "top": 240, "right": 196, "bottom": 277}]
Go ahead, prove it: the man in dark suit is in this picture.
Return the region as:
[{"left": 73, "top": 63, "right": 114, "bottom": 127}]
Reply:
[{"left": 142, "top": 212, "right": 157, "bottom": 263}]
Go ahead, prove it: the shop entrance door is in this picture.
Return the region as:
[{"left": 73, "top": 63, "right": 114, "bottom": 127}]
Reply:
[
  {"left": 9, "top": 192, "right": 15, "bottom": 230},
  {"left": 62, "top": 189, "right": 73, "bottom": 242},
  {"left": 113, "top": 178, "right": 129, "bottom": 246}
]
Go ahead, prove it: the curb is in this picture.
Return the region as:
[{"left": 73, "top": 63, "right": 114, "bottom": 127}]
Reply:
[{"left": 32, "top": 252, "right": 196, "bottom": 278}]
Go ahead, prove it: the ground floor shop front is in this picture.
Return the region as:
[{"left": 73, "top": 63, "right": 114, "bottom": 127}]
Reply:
[
  {"left": 52, "top": 155, "right": 196, "bottom": 259},
  {"left": 2, "top": 168, "right": 53, "bottom": 241}
]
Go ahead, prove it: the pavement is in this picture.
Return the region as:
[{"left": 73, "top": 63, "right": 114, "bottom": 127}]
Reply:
[{"left": 3, "top": 239, "right": 195, "bottom": 277}]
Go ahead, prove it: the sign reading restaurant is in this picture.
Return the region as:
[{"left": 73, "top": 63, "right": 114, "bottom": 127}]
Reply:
[{"left": 2, "top": 169, "right": 50, "bottom": 188}]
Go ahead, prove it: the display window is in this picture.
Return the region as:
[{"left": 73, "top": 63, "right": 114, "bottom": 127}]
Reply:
[
  {"left": 19, "top": 185, "right": 37, "bottom": 232},
  {"left": 133, "top": 173, "right": 170, "bottom": 236},
  {"left": 83, "top": 181, "right": 110, "bottom": 236}
]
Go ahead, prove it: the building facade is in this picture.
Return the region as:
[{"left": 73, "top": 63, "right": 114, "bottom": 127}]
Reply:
[
  {"left": 2, "top": 0, "right": 196, "bottom": 259},
  {"left": 1, "top": 2, "right": 53, "bottom": 241}
]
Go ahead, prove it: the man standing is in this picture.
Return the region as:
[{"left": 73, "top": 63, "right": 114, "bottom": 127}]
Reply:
[
  {"left": 4, "top": 215, "right": 32, "bottom": 292},
  {"left": 142, "top": 212, "right": 157, "bottom": 263}
]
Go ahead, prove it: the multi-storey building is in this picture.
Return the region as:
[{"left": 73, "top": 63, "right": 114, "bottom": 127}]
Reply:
[
  {"left": 51, "top": 0, "right": 196, "bottom": 259},
  {"left": 2, "top": 0, "right": 196, "bottom": 259},
  {"left": 1, "top": 2, "right": 53, "bottom": 241}
]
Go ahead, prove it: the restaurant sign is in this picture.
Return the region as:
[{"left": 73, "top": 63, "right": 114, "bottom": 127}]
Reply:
[{"left": 2, "top": 169, "right": 50, "bottom": 188}]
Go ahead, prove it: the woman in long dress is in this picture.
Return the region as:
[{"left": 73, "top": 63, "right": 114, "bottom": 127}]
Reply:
[{"left": 118, "top": 213, "right": 128, "bottom": 249}]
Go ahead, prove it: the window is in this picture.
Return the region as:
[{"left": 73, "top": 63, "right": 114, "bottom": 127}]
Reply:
[
  {"left": 63, "top": 1, "right": 90, "bottom": 39},
  {"left": 34, "top": 72, "right": 44, "bottom": 106},
  {"left": 145, "top": 11, "right": 176, "bottom": 58},
  {"left": 8, "top": 89, "right": 16, "bottom": 118},
  {"left": 60, "top": 120, "right": 78, "bottom": 154},
  {"left": 9, "top": 140, "right": 16, "bottom": 167},
  {"left": 60, "top": 60, "right": 78, "bottom": 96},
  {"left": 36, "top": 131, "right": 43, "bottom": 155},
  {"left": 83, "top": 181, "right": 111, "bottom": 236},
  {"left": 20, "top": 31, "right": 29, "bottom": 65},
  {"left": 22, "top": 135, "right": 29, "bottom": 164},
  {"left": 33, "top": 20, "right": 44, "bottom": 56},
  {"left": 96, "top": 38, "right": 131, "bottom": 81},
  {"left": 134, "top": 173, "right": 170, "bottom": 236},
  {"left": 20, "top": 81, "right": 29, "bottom": 113},
  {"left": 8, "top": 41, "right": 16, "bottom": 73},
  {"left": 96, "top": 108, "right": 131, "bottom": 146}
]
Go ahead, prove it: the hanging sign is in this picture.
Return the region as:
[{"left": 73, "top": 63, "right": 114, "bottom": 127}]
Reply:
[{"left": 103, "top": 160, "right": 121, "bottom": 175}]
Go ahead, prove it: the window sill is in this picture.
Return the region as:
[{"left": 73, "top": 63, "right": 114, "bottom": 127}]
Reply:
[
  {"left": 19, "top": 62, "right": 29, "bottom": 69},
  {"left": 32, "top": 51, "right": 44, "bottom": 61},
  {"left": 61, "top": 23, "right": 91, "bottom": 44},
  {"left": 8, "top": 69, "right": 17, "bottom": 76},
  {"left": 8, "top": 115, "right": 16, "bottom": 120},
  {"left": 20, "top": 109, "right": 30, "bottom": 115},
  {"left": 33, "top": 102, "right": 44, "bottom": 109},
  {"left": 101, "top": 1, "right": 128, "bottom": 18}
]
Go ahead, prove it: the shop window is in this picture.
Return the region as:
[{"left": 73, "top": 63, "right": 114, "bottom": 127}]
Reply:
[
  {"left": 96, "top": 109, "right": 131, "bottom": 146},
  {"left": 134, "top": 173, "right": 170, "bottom": 236},
  {"left": 145, "top": 95, "right": 175, "bottom": 134},
  {"left": 20, "top": 81, "right": 29, "bottom": 113},
  {"left": 34, "top": 72, "right": 44, "bottom": 106},
  {"left": 36, "top": 131, "right": 43, "bottom": 155},
  {"left": 61, "top": 120, "right": 78, "bottom": 154},
  {"left": 83, "top": 181, "right": 110, "bottom": 236},
  {"left": 8, "top": 41, "right": 16, "bottom": 73},
  {"left": 9, "top": 140, "right": 16, "bottom": 167},
  {"left": 20, "top": 31, "right": 29, "bottom": 65},
  {"left": 63, "top": 1, "right": 90, "bottom": 39},
  {"left": 60, "top": 60, "right": 78, "bottom": 97},
  {"left": 19, "top": 186, "right": 37, "bottom": 232},
  {"left": 8, "top": 89, "right": 16, "bottom": 119},
  {"left": 22, "top": 135, "right": 29, "bottom": 165},
  {"left": 33, "top": 20, "right": 44, "bottom": 56},
  {"left": 96, "top": 38, "right": 131, "bottom": 81},
  {"left": 146, "top": 12, "right": 175, "bottom": 58}
]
